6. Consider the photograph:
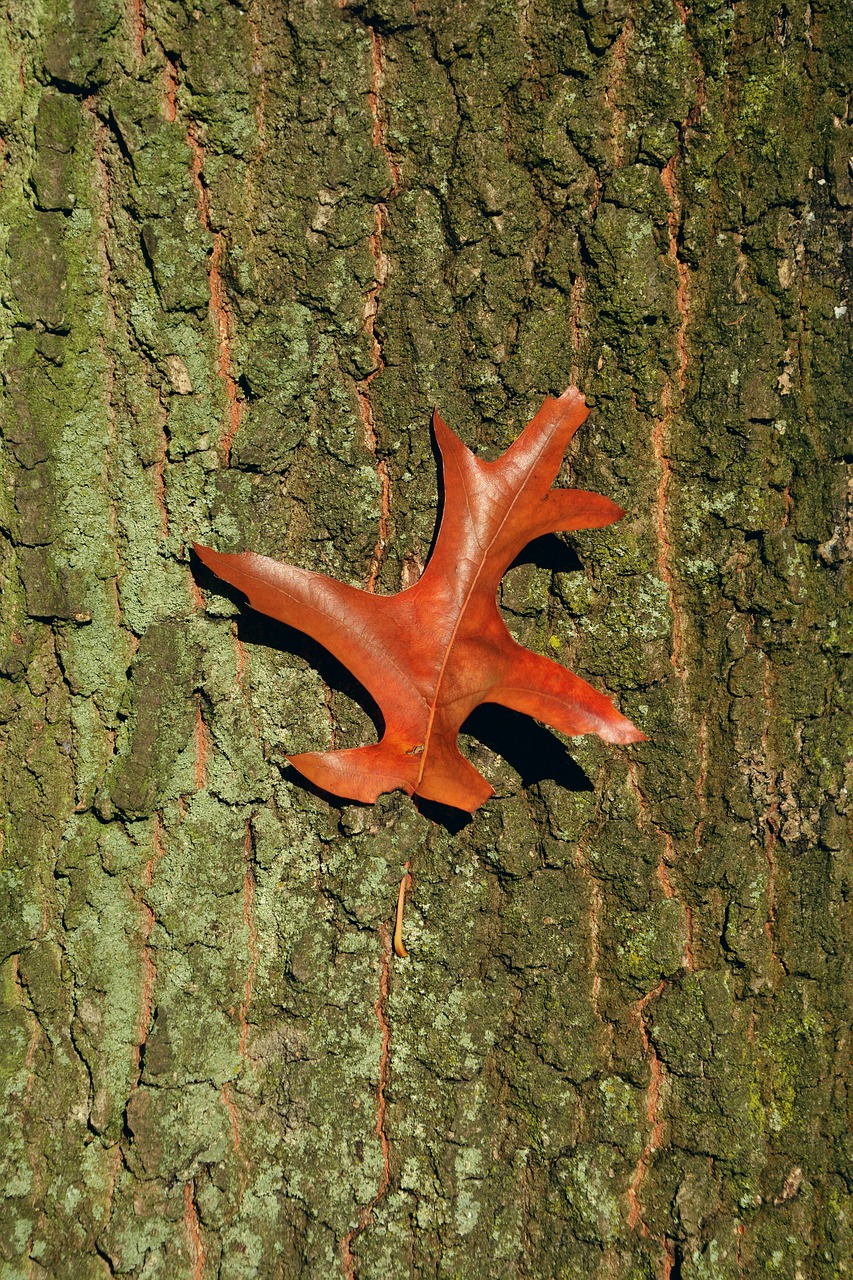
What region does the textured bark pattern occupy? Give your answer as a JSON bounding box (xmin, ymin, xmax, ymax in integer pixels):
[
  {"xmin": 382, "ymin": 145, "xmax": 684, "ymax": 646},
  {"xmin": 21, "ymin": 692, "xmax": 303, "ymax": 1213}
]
[{"xmin": 0, "ymin": 1, "xmax": 850, "ymax": 1277}]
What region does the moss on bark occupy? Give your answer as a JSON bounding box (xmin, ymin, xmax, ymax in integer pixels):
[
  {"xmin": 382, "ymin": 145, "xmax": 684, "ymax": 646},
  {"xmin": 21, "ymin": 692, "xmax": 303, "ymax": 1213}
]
[{"xmin": 0, "ymin": 0, "xmax": 850, "ymax": 1276}]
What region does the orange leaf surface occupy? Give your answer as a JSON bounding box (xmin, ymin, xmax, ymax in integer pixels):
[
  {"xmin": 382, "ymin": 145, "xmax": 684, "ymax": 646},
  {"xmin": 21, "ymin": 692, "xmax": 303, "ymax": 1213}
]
[{"xmin": 194, "ymin": 386, "xmax": 645, "ymax": 812}]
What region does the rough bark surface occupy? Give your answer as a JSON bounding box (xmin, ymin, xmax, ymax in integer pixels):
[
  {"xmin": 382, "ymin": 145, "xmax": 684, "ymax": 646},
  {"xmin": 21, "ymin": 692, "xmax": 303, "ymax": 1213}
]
[{"xmin": 0, "ymin": 1, "xmax": 850, "ymax": 1277}]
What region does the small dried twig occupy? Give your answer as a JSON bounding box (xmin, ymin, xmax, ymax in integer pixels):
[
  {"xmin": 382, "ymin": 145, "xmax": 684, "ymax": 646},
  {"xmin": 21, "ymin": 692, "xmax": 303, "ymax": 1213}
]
[{"xmin": 393, "ymin": 862, "xmax": 411, "ymax": 958}]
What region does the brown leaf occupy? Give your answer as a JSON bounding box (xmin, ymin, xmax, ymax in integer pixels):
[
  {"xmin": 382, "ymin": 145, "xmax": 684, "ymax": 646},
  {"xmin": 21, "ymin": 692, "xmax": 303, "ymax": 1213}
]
[{"xmin": 194, "ymin": 386, "xmax": 645, "ymax": 812}]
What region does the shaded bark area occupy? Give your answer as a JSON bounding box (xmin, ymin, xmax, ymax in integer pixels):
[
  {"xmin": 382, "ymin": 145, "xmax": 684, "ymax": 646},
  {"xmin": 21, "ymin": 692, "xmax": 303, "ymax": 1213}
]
[{"xmin": 0, "ymin": 0, "xmax": 850, "ymax": 1276}]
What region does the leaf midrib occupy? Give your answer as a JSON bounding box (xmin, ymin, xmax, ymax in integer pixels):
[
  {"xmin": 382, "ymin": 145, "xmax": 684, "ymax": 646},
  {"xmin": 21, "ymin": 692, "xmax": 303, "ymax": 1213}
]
[{"xmin": 415, "ymin": 432, "xmax": 553, "ymax": 788}]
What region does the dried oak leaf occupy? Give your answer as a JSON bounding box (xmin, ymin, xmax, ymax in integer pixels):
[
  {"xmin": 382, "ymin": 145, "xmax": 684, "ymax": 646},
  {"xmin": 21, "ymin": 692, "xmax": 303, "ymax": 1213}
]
[{"xmin": 194, "ymin": 386, "xmax": 644, "ymax": 812}]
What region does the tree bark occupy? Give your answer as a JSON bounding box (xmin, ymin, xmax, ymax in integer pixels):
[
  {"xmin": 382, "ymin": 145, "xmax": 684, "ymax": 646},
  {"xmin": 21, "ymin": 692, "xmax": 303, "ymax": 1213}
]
[{"xmin": 1, "ymin": 0, "xmax": 850, "ymax": 1276}]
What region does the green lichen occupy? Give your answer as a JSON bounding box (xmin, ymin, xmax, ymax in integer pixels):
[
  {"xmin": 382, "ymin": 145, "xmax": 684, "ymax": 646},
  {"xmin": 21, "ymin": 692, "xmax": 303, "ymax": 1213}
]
[{"xmin": 0, "ymin": 0, "xmax": 851, "ymax": 1273}]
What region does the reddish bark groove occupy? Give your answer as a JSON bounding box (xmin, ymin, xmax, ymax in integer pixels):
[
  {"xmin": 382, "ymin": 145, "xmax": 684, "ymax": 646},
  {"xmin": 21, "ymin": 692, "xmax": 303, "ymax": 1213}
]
[
  {"xmin": 340, "ymin": 924, "xmax": 393, "ymax": 1278},
  {"xmin": 650, "ymin": 411, "xmax": 685, "ymax": 678},
  {"xmin": 126, "ymin": 0, "xmax": 145, "ymax": 62},
  {"xmin": 247, "ymin": 10, "xmax": 268, "ymax": 152},
  {"xmin": 603, "ymin": 20, "xmax": 633, "ymax": 168},
  {"xmin": 193, "ymin": 697, "xmax": 210, "ymax": 792},
  {"xmin": 88, "ymin": 109, "xmax": 116, "ymax": 330},
  {"xmin": 187, "ymin": 125, "xmax": 244, "ymax": 464},
  {"xmin": 364, "ymin": 459, "xmax": 391, "ymax": 595},
  {"xmin": 662, "ymin": 1239, "xmax": 676, "ymax": 1279},
  {"xmin": 627, "ymin": 762, "xmax": 695, "ymax": 971},
  {"xmin": 660, "ymin": 153, "xmax": 691, "ymax": 407},
  {"xmin": 367, "ymin": 28, "xmax": 401, "ymax": 190},
  {"xmin": 183, "ymin": 1180, "xmax": 206, "ymax": 1280},
  {"xmin": 162, "ymin": 53, "xmax": 178, "ymax": 122},
  {"xmin": 188, "ymin": 570, "xmax": 206, "ymax": 613},
  {"xmin": 655, "ymin": 19, "xmax": 705, "ymax": 682},
  {"xmin": 573, "ymin": 820, "xmax": 614, "ymax": 1050},
  {"xmin": 627, "ymin": 983, "xmax": 667, "ymax": 1239},
  {"xmin": 221, "ymin": 1081, "xmax": 251, "ymax": 1191},
  {"xmin": 357, "ymin": 23, "xmax": 400, "ymax": 593}
]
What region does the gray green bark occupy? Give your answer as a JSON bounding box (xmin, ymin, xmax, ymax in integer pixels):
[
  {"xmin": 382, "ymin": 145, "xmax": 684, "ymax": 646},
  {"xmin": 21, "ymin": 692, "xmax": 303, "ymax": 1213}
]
[{"xmin": 1, "ymin": 0, "xmax": 851, "ymax": 1276}]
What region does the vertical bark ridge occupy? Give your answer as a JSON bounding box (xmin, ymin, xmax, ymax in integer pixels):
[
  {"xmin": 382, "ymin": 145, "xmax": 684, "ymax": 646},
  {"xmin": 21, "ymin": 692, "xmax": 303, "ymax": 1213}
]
[
  {"xmin": 357, "ymin": 19, "xmax": 398, "ymax": 592},
  {"xmin": 0, "ymin": 0, "xmax": 850, "ymax": 1275}
]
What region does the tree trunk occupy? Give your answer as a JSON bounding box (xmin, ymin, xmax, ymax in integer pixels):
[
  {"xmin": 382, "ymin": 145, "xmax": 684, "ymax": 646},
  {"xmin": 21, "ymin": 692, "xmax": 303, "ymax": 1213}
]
[{"xmin": 1, "ymin": 0, "xmax": 850, "ymax": 1275}]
